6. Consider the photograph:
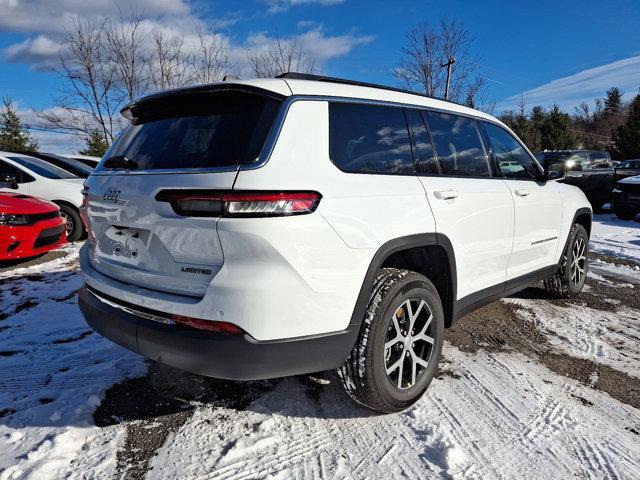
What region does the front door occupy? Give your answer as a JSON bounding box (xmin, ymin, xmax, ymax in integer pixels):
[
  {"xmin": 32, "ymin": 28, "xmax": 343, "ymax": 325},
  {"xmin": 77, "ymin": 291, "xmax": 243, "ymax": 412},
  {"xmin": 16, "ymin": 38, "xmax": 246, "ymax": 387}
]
[
  {"xmin": 481, "ymin": 122, "xmax": 562, "ymax": 280},
  {"xmin": 0, "ymin": 160, "xmax": 30, "ymax": 195}
]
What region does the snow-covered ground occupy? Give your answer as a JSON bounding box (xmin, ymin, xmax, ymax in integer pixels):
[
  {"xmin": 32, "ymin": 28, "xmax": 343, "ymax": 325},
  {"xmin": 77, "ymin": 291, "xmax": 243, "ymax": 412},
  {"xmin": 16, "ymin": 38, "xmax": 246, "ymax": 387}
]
[
  {"xmin": 1, "ymin": 215, "xmax": 640, "ymax": 479},
  {"xmin": 591, "ymin": 213, "xmax": 640, "ymax": 261}
]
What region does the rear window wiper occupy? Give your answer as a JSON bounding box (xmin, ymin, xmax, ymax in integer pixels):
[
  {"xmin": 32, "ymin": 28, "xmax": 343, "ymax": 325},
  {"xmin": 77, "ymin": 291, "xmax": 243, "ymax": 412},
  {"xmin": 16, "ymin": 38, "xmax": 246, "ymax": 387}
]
[{"xmin": 103, "ymin": 155, "xmax": 138, "ymax": 170}]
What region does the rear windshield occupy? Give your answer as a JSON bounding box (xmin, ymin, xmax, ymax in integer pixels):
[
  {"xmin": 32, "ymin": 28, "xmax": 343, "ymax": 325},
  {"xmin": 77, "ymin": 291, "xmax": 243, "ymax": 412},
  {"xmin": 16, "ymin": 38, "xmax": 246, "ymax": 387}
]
[
  {"xmin": 99, "ymin": 91, "xmax": 281, "ymax": 171},
  {"xmin": 8, "ymin": 156, "xmax": 76, "ymax": 179}
]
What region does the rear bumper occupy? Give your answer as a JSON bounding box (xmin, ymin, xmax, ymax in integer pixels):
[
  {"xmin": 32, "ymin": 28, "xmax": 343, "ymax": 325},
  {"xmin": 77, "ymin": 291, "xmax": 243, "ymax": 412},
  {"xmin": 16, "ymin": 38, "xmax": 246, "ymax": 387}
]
[
  {"xmin": 78, "ymin": 285, "xmax": 357, "ymax": 380},
  {"xmin": 612, "ymin": 191, "xmax": 640, "ymax": 211}
]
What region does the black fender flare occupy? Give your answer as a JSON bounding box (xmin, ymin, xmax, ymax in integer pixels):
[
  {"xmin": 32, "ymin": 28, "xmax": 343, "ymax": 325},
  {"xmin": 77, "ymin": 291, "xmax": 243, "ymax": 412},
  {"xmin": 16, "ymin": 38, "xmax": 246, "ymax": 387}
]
[{"xmin": 347, "ymin": 233, "xmax": 457, "ymax": 330}]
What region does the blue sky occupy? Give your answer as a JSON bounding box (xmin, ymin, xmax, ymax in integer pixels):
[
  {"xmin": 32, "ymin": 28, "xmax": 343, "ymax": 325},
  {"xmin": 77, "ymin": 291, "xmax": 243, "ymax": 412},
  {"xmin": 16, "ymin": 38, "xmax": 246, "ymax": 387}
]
[{"xmin": 0, "ymin": 0, "xmax": 639, "ymax": 152}]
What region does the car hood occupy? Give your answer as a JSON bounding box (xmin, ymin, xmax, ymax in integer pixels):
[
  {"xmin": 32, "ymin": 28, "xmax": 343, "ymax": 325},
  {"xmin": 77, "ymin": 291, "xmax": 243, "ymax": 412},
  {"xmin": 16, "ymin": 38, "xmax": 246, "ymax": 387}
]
[
  {"xmin": 0, "ymin": 192, "xmax": 59, "ymax": 215},
  {"xmin": 618, "ymin": 175, "xmax": 640, "ymax": 185}
]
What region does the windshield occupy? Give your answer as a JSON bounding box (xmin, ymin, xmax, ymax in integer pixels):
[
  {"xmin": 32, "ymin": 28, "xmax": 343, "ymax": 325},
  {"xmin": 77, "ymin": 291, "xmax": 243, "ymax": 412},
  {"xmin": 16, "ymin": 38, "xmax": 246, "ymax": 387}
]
[
  {"xmin": 99, "ymin": 90, "xmax": 281, "ymax": 171},
  {"xmin": 537, "ymin": 152, "xmax": 587, "ymax": 172},
  {"xmin": 8, "ymin": 155, "xmax": 76, "ymax": 179}
]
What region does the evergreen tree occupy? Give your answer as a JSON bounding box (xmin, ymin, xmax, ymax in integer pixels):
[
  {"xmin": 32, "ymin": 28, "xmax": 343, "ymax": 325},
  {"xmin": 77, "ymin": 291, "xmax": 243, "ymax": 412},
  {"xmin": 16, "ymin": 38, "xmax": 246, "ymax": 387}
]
[
  {"xmin": 539, "ymin": 105, "xmax": 577, "ymax": 150},
  {"xmin": 610, "ymin": 95, "xmax": 640, "ymax": 160},
  {"xmin": 604, "ymin": 87, "xmax": 624, "ymax": 115},
  {"xmin": 0, "ymin": 98, "xmax": 38, "ymax": 152},
  {"xmin": 80, "ymin": 129, "xmax": 109, "ymax": 157}
]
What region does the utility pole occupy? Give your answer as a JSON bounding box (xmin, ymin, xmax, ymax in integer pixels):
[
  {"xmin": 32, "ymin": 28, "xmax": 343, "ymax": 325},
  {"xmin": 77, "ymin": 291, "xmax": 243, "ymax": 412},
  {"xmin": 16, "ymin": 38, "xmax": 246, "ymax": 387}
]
[{"xmin": 441, "ymin": 56, "xmax": 455, "ymax": 100}]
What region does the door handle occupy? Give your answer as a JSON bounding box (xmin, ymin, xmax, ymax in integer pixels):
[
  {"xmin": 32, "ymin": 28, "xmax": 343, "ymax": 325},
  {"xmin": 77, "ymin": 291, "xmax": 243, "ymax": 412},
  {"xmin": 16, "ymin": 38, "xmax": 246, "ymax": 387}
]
[
  {"xmin": 434, "ymin": 189, "xmax": 459, "ymax": 200},
  {"xmin": 514, "ymin": 189, "xmax": 530, "ymax": 197}
]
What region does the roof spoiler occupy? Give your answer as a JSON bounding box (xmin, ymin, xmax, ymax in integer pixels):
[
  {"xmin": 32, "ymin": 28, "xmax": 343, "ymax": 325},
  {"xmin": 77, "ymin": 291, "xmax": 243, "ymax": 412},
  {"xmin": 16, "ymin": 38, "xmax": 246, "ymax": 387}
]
[{"xmin": 120, "ymin": 84, "xmax": 286, "ymax": 121}]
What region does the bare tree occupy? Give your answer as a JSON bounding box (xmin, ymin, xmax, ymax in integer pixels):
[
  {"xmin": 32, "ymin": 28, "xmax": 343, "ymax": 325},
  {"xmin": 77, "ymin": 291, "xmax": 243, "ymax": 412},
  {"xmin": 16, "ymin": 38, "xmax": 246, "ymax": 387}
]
[
  {"xmin": 150, "ymin": 31, "xmax": 193, "ymax": 91},
  {"xmin": 247, "ymin": 34, "xmax": 316, "ymax": 78},
  {"xmin": 39, "ymin": 18, "xmax": 123, "ymax": 143},
  {"xmin": 37, "ymin": 15, "xmax": 234, "ymax": 148},
  {"xmin": 105, "ymin": 13, "xmax": 150, "ymax": 102},
  {"xmin": 190, "ymin": 25, "xmax": 230, "ymax": 84},
  {"xmin": 393, "ymin": 18, "xmax": 486, "ymax": 104}
]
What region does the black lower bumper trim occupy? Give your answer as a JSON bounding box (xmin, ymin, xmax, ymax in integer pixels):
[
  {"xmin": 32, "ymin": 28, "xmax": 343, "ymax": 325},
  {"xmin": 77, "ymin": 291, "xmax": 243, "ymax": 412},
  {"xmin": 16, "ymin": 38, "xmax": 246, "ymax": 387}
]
[{"xmin": 78, "ymin": 286, "xmax": 356, "ymax": 380}]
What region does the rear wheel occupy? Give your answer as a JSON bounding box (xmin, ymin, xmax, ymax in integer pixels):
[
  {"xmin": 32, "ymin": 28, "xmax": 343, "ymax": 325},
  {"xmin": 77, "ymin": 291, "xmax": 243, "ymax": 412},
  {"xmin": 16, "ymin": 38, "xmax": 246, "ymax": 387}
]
[
  {"xmin": 337, "ymin": 268, "xmax": 444, "ymax": 413},
  {"xmin": 544, "ymin": 223, "xmax": 589, "ymax": 298},
  {"xmin": 58, "ymin": 204, "xmax": 83, "ymax": 242},
  {"xmin": 613, "ymin": 208, "xmax": 637, "ymax": 221}
]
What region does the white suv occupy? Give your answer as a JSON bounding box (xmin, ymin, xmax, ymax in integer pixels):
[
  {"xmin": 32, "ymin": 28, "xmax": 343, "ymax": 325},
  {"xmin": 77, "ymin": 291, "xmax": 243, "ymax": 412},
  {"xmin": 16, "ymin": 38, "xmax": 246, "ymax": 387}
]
[{"xmin": 79, "ymin": 74, "xmax": 591, "ymax": 413}]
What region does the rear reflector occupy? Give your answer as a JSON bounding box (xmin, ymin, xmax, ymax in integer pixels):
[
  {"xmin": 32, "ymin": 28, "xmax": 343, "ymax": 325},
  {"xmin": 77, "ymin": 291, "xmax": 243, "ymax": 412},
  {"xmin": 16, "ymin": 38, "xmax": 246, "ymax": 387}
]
[
  {"xmin": 156, "ymin": 190, "xmax": 321, "ymax": 217},
  {"xmin": 171, "ymin": 314, "xmax": 244, "ymax": 334}
]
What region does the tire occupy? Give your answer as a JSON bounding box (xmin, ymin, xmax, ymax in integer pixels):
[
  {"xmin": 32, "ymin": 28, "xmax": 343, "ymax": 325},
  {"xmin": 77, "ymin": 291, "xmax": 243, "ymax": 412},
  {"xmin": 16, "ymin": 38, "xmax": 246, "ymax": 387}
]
[
  {"xmin": 337, "ymin": 268, "xmax": 444, "ymax": 413},
  {"xmin": 543, "ymin": 223, "xmax": 589, "ymax": 298},
  {"xmin": 58, "ymin": 204, "xmax": 83, "ymax": 242},
  {"xmin": 613, "ymin": 208, "xmax": 637, "ymax": 221}
]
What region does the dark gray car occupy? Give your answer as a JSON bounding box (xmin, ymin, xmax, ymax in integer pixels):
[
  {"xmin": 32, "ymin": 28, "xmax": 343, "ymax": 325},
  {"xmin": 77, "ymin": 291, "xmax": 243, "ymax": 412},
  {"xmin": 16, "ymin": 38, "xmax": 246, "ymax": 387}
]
[
  {"xmin": 615, "ymin": 159, "xmax": 640, "ymax": 181},
  {"xmin": 535, "ymin": 150, "xmax": 616, "ymax": 212}
]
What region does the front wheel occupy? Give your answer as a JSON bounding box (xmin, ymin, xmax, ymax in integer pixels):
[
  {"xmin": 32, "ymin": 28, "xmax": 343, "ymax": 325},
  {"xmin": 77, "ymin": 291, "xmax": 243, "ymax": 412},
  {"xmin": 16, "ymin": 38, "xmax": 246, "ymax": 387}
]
[
  {"xmin": 337, "ymin": 268, "xmax": 444, "ymax": 413},
  {"xmin": 58, "ymin": 204, "xmax": 83, "ymax": 242},
  {"xmin": 544, "ymin": 223, "xmax": 589, "ymax": 298}
]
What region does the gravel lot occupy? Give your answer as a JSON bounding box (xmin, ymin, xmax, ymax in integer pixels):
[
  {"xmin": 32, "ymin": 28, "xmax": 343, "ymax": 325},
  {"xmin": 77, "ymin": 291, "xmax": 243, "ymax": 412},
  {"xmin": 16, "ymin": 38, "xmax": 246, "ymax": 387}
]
[{"xmin": 1, "ymin": 214, "xmax": 639, "ymax": 479}]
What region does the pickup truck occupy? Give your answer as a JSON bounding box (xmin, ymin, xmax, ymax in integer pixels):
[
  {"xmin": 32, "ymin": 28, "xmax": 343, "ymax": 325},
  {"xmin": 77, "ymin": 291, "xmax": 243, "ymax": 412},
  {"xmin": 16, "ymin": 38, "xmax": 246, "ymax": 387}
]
[{"xmin": 535, "ymin": 150, "xmax": 616, "ymax": 212}]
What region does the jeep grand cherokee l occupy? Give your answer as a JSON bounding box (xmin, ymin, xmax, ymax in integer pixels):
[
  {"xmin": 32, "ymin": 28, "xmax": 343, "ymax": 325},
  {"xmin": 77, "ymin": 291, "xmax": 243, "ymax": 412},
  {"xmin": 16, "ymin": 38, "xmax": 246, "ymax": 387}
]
[{"xmin": 79, "ymin": 73, "xmax": 591, "ymax": 413}]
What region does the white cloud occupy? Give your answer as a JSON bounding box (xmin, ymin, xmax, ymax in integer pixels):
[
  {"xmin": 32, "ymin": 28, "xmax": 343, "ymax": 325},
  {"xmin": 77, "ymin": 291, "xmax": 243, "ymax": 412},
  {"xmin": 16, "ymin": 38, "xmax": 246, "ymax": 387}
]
[
  {"xmin": 497, "ymin": 55, "xmax": 640, "ymax": 112},
  {"xmin": 0, "ymin": 0, "xmax": 189, "ymax": 35},
  {"xmin": 246, "ymin": 26, "xmax": 373, "ymax": 63},
  {"xmin": 266, "ymin": 0, "xmax": 345, "ymax": 14},
  {"xmin": 4, "ymin": 35, "xmax": 63, "ymax": 70}
]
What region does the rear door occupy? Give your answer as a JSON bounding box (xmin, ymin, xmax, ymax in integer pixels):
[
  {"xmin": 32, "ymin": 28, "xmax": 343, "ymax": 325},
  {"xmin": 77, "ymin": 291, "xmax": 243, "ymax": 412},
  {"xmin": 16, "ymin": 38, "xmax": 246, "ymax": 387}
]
[
  {"xmin": 409, "ymin": 109, "xmax": 514, "ymax": 300},
  {"xmin": 481, "ymin": 122, "xmax": 562, "ymax": 279},
  {"xmin": 83, "ymin": 88, "xmax": 283, "ymax": 298}
]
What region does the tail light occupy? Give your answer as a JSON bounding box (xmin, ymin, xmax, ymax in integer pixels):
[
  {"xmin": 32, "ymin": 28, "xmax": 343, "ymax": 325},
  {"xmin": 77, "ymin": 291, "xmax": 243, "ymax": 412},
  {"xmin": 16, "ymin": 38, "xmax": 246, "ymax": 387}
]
[
  {"xmin": 171, "ymin": 314, "xmax": 244, "ymax": 334},
  {"xmin": 155, "ymin": 190, "xmax": 321, "ymax": 217}
]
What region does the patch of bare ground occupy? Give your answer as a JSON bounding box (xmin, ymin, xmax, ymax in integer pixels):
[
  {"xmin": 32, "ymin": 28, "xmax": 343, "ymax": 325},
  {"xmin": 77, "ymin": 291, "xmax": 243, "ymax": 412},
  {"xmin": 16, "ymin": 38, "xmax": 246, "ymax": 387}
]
[
  {"xmin": 516, "ymin": 275, "xmax": 640, "ymax": 313},
  {"xmin": 0, "ymin": 250, "xmax": 68, "ymax": 273},
  {"xmin": 445, "ymin": 299, "xmax": 640, "ymax": 409},
  {"xmin": 591, "ymin": 251, "xmax": 640, "ymax": 271},
  {"xmin": 94, "ymin": 363, "xmax": 275, "ymax": 480}
]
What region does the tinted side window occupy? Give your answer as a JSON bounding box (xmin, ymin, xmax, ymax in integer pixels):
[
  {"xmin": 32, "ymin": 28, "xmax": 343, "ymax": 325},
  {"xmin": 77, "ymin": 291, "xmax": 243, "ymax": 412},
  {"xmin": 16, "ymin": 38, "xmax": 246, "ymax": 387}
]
[
  {"xmin": 404, "ymin": 109, "xmax": 439, "ymax": 175},
  {"xmin": 424, "ymin": 111, "xmax": 489, "ymax": 177},
  {"xmin": 0, "ymin": 160, "xmax": 31, "ymax": 183},
  {"xmin": 329, "ymin": 103, "xmax": 414, "ymax": 174},
  {"xmin": 482, "ymin": 122, "xmax": 540, "ymax": 180}
]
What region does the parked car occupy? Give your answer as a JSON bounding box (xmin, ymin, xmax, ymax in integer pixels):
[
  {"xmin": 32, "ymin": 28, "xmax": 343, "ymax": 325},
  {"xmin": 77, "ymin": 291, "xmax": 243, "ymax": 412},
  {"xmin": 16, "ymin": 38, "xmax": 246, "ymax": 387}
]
[
  {"xmin": 63, "ymin": 154, "xmax": 101, "ymax": 168},
  {"xmin": 0, "ymin": 177, "xmax": 66, "ymax": 261},
  {"xmin": 0, "ymin": 152, "xmax": 85, "ymax": 241},
  {"xmin": 615, "ymin": 159, "xmax": 640, "ymax": 181},
  {"xmin": 534, "ymin": 150, "xmax": 616, "ymax": 212},
  {"xmin": 78, "ymin": 73, "xmax": 591, "ymax": 413},
  {"xmin": 11, "ymin": 151, "xmax": 95, "ymax": 178},
  {"xmin": 611, "ymin": 175, "xmax": 640, "ymax": 220}
]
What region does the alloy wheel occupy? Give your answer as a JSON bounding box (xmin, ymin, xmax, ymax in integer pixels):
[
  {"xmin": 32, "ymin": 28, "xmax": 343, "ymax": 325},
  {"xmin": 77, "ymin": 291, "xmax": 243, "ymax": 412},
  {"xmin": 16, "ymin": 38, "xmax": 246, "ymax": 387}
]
[
  {"xmin": 571, "ymin": 237, "xmax": 586, "ymax": 286},
  {"xmin": 60, "ymin": 211, "xmax": 73, "ymax": 237},
  {"xmin": 384, "ymin": 298, "xmax": 435, "ymax": 390}
]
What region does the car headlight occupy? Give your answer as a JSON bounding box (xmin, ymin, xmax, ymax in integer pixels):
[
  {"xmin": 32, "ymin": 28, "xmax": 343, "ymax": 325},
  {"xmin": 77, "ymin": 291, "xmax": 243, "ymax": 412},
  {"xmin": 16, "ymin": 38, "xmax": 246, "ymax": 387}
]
[
  {"xmin": 613, "ymin": 188, "xmax": 622, "ymax": 193},
  {"xmin": 0, "ymin": 213, "xmax": 29, "ymax": 225}
]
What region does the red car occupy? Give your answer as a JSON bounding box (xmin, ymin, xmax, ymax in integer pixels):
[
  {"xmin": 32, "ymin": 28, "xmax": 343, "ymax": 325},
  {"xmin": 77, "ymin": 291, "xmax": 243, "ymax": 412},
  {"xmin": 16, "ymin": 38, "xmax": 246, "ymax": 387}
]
[{"xmin": 0, "ymin": 191, "xmax": 67, "ymax": 261}]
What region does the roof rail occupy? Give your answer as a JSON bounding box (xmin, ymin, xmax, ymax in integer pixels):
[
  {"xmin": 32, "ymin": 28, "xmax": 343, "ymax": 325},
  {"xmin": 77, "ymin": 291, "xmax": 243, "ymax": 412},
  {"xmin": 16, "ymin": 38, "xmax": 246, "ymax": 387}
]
[{"xmin": 276, "ymin": 72, "xmax": 461, "ymax": 106}]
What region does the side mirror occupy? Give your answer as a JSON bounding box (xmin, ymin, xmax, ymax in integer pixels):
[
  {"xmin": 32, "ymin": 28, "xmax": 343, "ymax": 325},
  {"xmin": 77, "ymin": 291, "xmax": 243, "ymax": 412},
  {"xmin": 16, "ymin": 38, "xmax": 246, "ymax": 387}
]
[
  {"xmin": 546, "ymin": 170, "xmax": 565, "ymax": 181},
  {"xmin": 0, "ymin": 174, "xmax": 19, "ymax": 190}
]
